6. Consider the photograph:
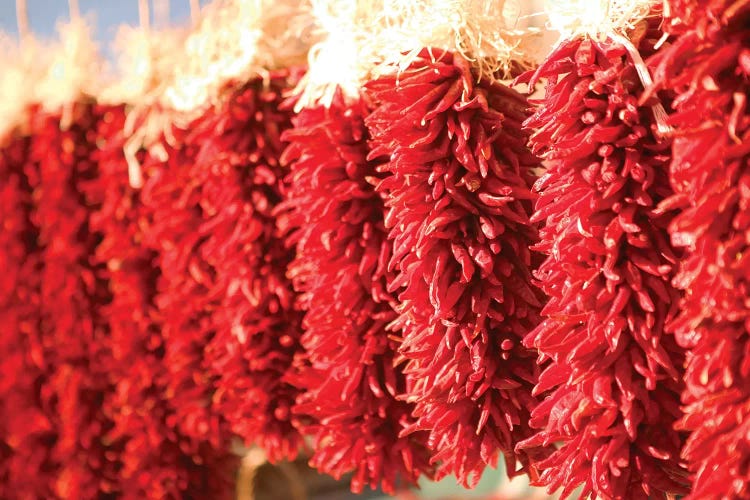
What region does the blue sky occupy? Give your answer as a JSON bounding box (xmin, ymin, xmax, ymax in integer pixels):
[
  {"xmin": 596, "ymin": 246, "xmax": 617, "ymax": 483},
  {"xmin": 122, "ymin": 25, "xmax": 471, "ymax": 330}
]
[{"xmin": 0, "ymin": 1, "xmax": 204, "ymax": 48}]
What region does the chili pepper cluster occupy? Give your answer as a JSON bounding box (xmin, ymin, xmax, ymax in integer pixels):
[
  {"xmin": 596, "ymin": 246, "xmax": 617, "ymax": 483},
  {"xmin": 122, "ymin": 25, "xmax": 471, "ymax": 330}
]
[
  {"xmin": 648, "ymin": 0, "xmax": 750, "ymax": 497},
  {"xmin": 518, "ymin": 19, "xmax": 687, "ymax": 499},
  {"xmin": 0, "ymin": 2, "xmax": 749, "ymax": 499},
  {"xmin": 363, "ymin": 49, "xmax": 548, "ymax": 488}
]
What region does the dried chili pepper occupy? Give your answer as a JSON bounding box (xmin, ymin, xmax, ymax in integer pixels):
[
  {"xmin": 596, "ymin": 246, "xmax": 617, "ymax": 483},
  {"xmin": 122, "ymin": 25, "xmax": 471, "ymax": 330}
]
[
  {"xmin": 363, "ymin": 49, "xmax": 548, "ymax": 487},
  {"xmin": 516, "ymin": 24, "xmax": 689, "ymax": 499},
  {"xmin": 140, "ymin": 69, "xmax": 306, "ymax": 463},
  {"xmin": 661, "ymin": 0, "xmax": 750, "ymax": 34},
  {"xmin": 647, "ymin": 3, "xmax": 750, "ymax": 497},
  {"xmin": 138, "ymin": 115, "xmax": 232, "ymax": 455},
  {"xmin": 279, "ymin": 89, "xmax": 433, "ymax": 493},
  {"xmin": 86, "ymin": 105, "xmax": 237, "ymax": 499},
  {"xmin": 14, "ymin": 102, "xmax": 123, "ymax": 498},
  {"xmin": 0, "ymin": 123, "xmax": 50, "ymax": 498}
]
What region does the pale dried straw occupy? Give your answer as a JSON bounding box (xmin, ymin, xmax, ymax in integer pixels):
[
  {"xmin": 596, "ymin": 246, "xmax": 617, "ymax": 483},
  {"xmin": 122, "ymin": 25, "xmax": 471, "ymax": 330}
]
[{"xmin": 295, "ymin": 0, "xmax": 542, "ymax": 110}]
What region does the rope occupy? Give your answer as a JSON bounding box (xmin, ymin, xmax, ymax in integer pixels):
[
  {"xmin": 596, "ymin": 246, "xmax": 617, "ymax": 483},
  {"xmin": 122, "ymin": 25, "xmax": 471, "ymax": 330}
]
[
  {"xmin": 138, "ymin": 0, "xmax": 151, "ymax": 31},
  {"xmin": 154, "ymin": 0, "xmax": 170, "ymax": 28},
  {"xmin": 190, "ymin": 0, "xmax": 201, "ymax": 24},
  {"xmin": 69, "ymin": 0, "xmax": 80, "ymax": 20},
  {"xmin": 16, "ymin": 0, "xmax": 28, "ymax": 42}
]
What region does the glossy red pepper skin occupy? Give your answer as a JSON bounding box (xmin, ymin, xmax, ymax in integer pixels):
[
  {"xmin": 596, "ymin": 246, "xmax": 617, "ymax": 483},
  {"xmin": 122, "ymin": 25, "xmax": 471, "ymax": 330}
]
[
  {"xmin": 517, "ymin": 26, "xmax": 689, "ymax": 499},
  {"xmin": 364, "ymin": 49, "xmax": 548, "ymax": 487},
  {"xmin": 279, "ymin": 90, "xmax": 433, "ymax": 494}
]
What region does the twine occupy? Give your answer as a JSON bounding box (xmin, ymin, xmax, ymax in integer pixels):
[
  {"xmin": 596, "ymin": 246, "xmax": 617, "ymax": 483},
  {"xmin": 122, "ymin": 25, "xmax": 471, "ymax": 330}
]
[
  {"xmin": 545, "ymin": 0, "xmax": 671, "ymax": 135},
  {"xmin": 294, "ymin": 0, "xmax": 542, "ymax": 110},
  {"xmin": 545, "ymin": 0, "xmax": 656, "ymax": 41},
  {"xmin": 16, "ymin": 0, "xmax": 28, "ymax": 42}
]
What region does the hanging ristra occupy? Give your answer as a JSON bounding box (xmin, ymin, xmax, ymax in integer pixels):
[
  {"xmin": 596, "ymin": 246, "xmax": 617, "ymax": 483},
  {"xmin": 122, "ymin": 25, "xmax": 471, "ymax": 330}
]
[
  {"xmin": 0, "ymin": 30, "xmax": 45, "ymax": 497},
  {"xmin": 128, "ymin": 0, "xmax": 314, "ymax": 465},
  {"xmin": 93, "ymin": 11, "xmax": 243, "ymax": 496},
  {"xmin": 196, "ymin": 68, "xmax": 308, "ymax": 462},
  {"xmin": 277, "ymin": 1, "xmax": 434, "ymax": 492},
  {"xmin": 100, "ymin": 9, "xmax": 233, "ymax": 466},
  {"xmin": 280, "ymin": 93, "xmax": 435, "ymax": 493},
  {"xmin": 26, "ymin": 103, "xmax": 122, "ymax": 499},
  {"xmin": 645, "ymin": 1, "xmax": 750, "ymax": 497},
  {"xmin": 365, "ymin": 48, "xmax": 548, "ymax": 488},
  {"xmin": 314, "ymin": 0, "xmax": 552, "ymax": 487},
  {"xmin": 88, "ymin": 105, "xmax": 239, "ymax": 499},
  {"xmin": 515, "ymin": 1, "xmax": 689, "ymax": 498},
  {"xmin": 0, "ymin": 148, "xmax": 44, "ymax": 494},
  {"xmin": 0, "ymin": 20, "xmax": 127, "ymax": 498},
  {"xmin": 0, "ymin": 118, "xmax": 41, "ymax": 499},
  {"xmin": 0, "ymin": 24, "xmax": 70, "ymax": 492}
]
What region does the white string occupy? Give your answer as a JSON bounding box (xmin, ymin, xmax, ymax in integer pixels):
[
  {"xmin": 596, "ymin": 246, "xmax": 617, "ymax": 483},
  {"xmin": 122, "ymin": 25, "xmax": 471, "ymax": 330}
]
[
  {"xmin": 295, "ymin": 0, "xmax": 540, "ymax": 110},
  {"xmin": 154, "ymin": 0, "xmax": 170, "ymax": 28},
  {"xmin": 139, "ymin": 0, "xmax": 151, "ymax": 31},
  {"xmin": 546, "ymin": 0, "xmax": 657, "ymax": 40},
  {"xmin": 609, "ymin": 32, "xmax": 672, "ymax": 136},
  {"xmin": 190, "ymin": 0, "xmax": 201, "ymax": 24},
  {"xmin": 69, "ymin": 0, "xmax": 80, "ymax": 20},
  {"xmin": 125, "ymin": 0, "xmax": 156, "ymax": 188},
  {"xmin": 16, "ymin": 0, "xmax": 28, "ymax": 42}
]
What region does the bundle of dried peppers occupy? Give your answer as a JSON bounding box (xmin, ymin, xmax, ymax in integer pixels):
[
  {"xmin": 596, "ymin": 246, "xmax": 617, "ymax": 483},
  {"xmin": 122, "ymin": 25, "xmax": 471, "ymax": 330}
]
[
  {"xmin": 279, "ymin": 89, "xmax": 434, "ymax": 493},
  {"xmin": 2, "ymin": 1, "xmax": 750, "ymax": 499},
  {"xmin": 517, "ymin": 15, "xmax": 688, "ymax": 498},
  {"xmin": 91, "ymin": 105, "xmax": 238, "ymax": 499},
  {"xmin": 364, "ymin": 48, "xmax": 549, "ymax": 487},
  {"xmin": 647, "ymin": 0, "xmax": 750, "ymax": 497},
  {"xmin": 138, "ymin": 70, "xmax": 306, "ymax": 465}
]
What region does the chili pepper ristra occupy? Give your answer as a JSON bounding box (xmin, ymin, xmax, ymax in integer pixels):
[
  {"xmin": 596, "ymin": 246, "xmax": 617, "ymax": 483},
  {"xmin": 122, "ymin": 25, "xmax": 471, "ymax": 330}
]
[
  {"xmin": 364, "ymin": 48, "xmax": 549, "ymax": 486},
  {"xmin": 647, "ymin": 1, "xmax": 750, "ymax": 497},
  {"xmin": 88, "ymin": 105, "xmax": 239, "ymax": 499},
  {"xmin": 0, "ymin": 122, "xmax": 48, "ymax": 499},
  {"xmin": 279, "ymin": 89, "xmax": 434, "ymax": 493},
  {"xmin": 139, "ymin": 70, "xmax": 307, "ymax": 463},
  {"xmin": 516, "ymin": 8, "xmax": 689, "ymax": 498}
]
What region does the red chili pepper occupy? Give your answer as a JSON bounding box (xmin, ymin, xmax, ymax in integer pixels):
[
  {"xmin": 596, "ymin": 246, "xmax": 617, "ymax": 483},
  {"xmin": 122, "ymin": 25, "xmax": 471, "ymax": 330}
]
[
  {"xmin": 363, "ymin": 48, "xmax": 549, "ymax": 487},
  {"xmin": 5, "ymin": 103, "xmax": 122, "ymax": 498},
  {"xmin": 140, "ymin": 68, "xmax": 306, "ymax": 465},
  {"xmin": 0, "ymin": 122, "xmax": 50, "ymax": 498},
  {"xmin": 278, "ymin": 89, "xmax": 434, "ymax": 493},
  {"xmin": 516, "ymin": 22, "xmax": 689, "ymax": 499},
  {"xmin": 650, "ymin": 3, "xmax": 750, "ymax": 497},
  {"xmin": 87, "ymin": 105, "xmax": 238, "ymax": 499}
]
